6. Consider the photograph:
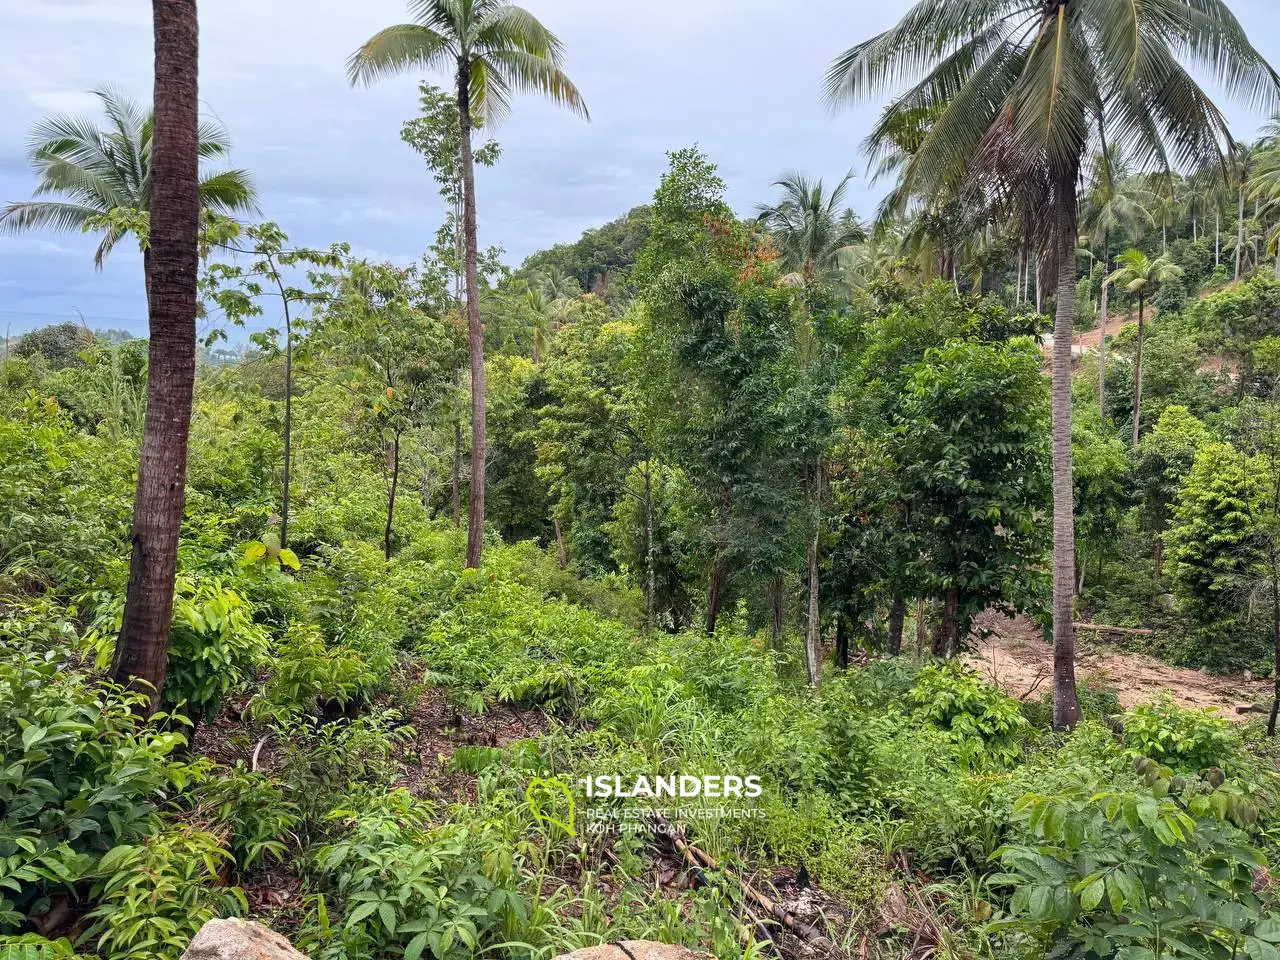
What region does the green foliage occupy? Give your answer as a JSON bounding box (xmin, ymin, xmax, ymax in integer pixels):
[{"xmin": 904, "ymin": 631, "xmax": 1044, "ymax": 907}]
[
  {"xmin": 0, "ymin": 648, "xmax": 189, "ymax": 929},
  {"xmin": 995, "ymin": 765, "xmax": 1268, "ymax": 960},
  {"xmin": 189, "ymin": 765, "xmax": 301, "ymax": 871},
  {"xmin": 1122, "ymin": 697, "xmax": 1242, "ymax": 774},
  {"xmin": 305, "ymin": 791, "xmax": 522, "ymax": 960},
  {"xmin": 13, "ymin": 324, "xmax": 95, "ymax": 371},
  {"xmin": 1167, "ymin": 442, "xmax": 1271, "ymax": 671},
  {"xmin": 907, "ymin": 664, "xmax": 1030, "ymax": 766},
  {"xmin": 86, "ymin": 828, "xmax": 246, "ymax": 960}
]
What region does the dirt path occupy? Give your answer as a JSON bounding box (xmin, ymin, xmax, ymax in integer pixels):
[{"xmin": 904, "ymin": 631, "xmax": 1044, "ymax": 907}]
[{"xmin": 964, "ymin": 611, "xmax": 1272, "ymax": 718}]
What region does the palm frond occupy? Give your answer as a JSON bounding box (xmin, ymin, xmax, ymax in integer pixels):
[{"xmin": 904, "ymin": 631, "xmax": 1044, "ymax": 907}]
[
  {"xmin": 0, "ymin": 200, "xmax": 101, "ymax": 235},
  {"xmin": 198, "ymin": 169, "xmax": 258, "ymax": 215},
  {"xmin": 346, "ymin": 23, "xmax": 454, "ymax": 86},
  {"xmin": 823, "ymin": 0, "xmax": 1027, "ymax": 108},
  {"xmin": 476, "ymin": 4, "xmax": 564, "ymax": 62},
  {"xmin": 483, "ymin": 48, "xmax": 589, "ymax": 119}
]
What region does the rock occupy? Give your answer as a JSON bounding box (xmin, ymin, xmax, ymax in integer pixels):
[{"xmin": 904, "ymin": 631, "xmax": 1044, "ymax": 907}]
[
  {"xmin": 554, "ymin": 942, "xmax": 711, "ymax": 960},
  {"xmin": 181, "ymin": 919, "xmax": 308, "ymax": 960}
]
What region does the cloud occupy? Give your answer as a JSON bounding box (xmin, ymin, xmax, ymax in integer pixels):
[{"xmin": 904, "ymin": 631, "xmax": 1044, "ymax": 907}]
[
  {"xmin": 0, "ymin": 236, "xmax": 80, "ymax": 256},
  {"xmin": 4, "ymin": 0, "xmax": 1280, "ymax": 326}
]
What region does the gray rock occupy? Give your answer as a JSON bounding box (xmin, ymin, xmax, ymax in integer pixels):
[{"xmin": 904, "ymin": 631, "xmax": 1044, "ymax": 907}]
[
  {"xmin": 180, "ymin": 919, "xmax": 308, "ymax": 960},
  {"xmin": 555, "ymin": 942, "xmax": 711, "ymax": 960}
]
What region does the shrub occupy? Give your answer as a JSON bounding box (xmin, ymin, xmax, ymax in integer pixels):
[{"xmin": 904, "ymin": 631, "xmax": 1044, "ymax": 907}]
[
  {"xmin": 304, "ymin": 790, "xmax": 524, "ymax": 960},
  {"xmin": 189, "ymin": 765, "xmax": 301, "ymax": 872},
  {"xmin": 1122, "ymin": 697, "xmax": 1242, "ymax": 773},
  {"xmin": 906, "ymin": 663, "xmax": 1030, "ymax": 766},
  {"xmin": 994, "ymin": 762, "xmax": 1268, "ymax": 960},
  {"xmin": 0, "ymin": 648, "xmax": 188, "ymax": 929},
  {"xmin": 86, "ymin": 827, "xmax": 246, "ymax": 960}
]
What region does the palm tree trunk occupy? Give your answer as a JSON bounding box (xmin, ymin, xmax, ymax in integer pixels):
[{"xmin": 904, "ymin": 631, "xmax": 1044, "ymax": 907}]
[
  {"xmin": 111, "ymin": 0, "xmax": 200, "ymax": 710},
  {"xmin": 1050, "ymin": 181, "xmax": 1081, "ymax": 732},
  {"xmin": 644, "ymin": 457, "xmax": 655, "ymax": 628},
  {"xmin": 1132, "ymin": 293, "xmax": 1145, "ymax": 448},
  {"xmin": 458, "ymin": 60, "xmax": 486, "ymax": 569},
  {"xmin": 1098, "ymin": 251, "xmax": 1109, "ymax": 418},
  {"xmin": 384, "ymin": 430, "xmax": 400, "ymax": 560},
  {"xmin": 1216, "ymin": 211, "xmax": 1221, "ymax": 266},
  {"xmin": 1237, "ymin": 187, "xmax": 1246, "ymax": 281},
  {"xmin": 281, "ymin": 303, "xmax": 292, "ymax": 548}
]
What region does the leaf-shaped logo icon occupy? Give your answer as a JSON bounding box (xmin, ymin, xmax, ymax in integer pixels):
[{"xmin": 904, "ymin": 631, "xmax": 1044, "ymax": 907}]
[{"xmin": 526, "ymin": 776, "xmax": 576, "ymax": 837}]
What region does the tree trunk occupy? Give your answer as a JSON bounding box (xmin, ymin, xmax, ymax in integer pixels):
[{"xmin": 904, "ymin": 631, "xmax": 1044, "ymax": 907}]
[
  {"xmin": 805, "ymin": 527, "xmax": 821, "ymax": 688},
  {"xmin": 281, "ymin": 305, "xmax": 292, "ymax": 548},
  {"xmin": 458, "ymin": 61, "xmax": 486, "ymax": 568},
  {"xmin": 384, "ymin": 431, "xmax": 400, "ymax": 560},
  {"xmin": 452, "ymin": 415, "xmax": 461, "ymax": 529},
  {"xmin": 705, "ymin": 550, "xmax": 727, "ymax": 635},
  {"xmin": 111, "ymin": 0, "xmax": 201, "ymax": 710},
  {"xmin": 915, "ymin": 597, "xmax": 926, "ymax": 657},
  {"xmin": 1098, "ymin": 250, "xmax": 1109, "ymax": 418},
  {"xmin": 887, "ymin": 593, "xmax": 905, "ymax": 656},
  {"xmin": 1236, "ymin": 187, "xmax": 1246, "ymax": 281},
  {"xmin": 553, "ymin": 516, "xmax": 567, "ymax": 568},
  {"xmin": 835, "ymin": 616, "xmax": 849, "ymax": 669},
  {"xmin": 1132, "ymin": 293, "xmax": 1145, "ymax": 449},
  {"xmin": 644, "ymin": 457, "xmax": 656, "ymax": 628},
  {"xmin": 1216, "ymin": 211, "xmax": 1221, "ymax": 266},
  {"xmin": 1050, "ymin": 180, "xmax": 1082, "ymax": 731}
]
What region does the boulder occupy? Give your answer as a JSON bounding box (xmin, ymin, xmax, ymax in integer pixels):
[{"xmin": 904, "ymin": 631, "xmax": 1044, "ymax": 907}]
[
  {"xmin": 554, "ymin": 943, "xmax": 711, "ymax": 960},
  {"xmin": 180, "ymin": 919, "xmax": 308, "ymax": 960}
]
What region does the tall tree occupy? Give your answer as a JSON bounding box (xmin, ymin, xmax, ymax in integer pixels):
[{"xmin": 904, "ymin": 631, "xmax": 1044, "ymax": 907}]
[
  {"xmin": 826, "ymin": 0, "xmax": 1279, "ymax": 731},
  {"xmin": 348, "ymin": 0, "xmax": 587, "ymax": 568},
  {"xmin": 755, "ymin": 171, "xmax": 865, "ymax": 287},
  {"xmin": 1108, "ymin": 249, "xmax": 1183, "ymax": 447},
  {"xmin": 1080, "ymin": 147, "xmax": 1154, "ymax": 418},
  {"xmin": 0, "ymin": 88, "xmax": 255, "ymax": 289},
  {"xmin": 109, "ymin": 0, "xmax": 203, "ymax": 708}
]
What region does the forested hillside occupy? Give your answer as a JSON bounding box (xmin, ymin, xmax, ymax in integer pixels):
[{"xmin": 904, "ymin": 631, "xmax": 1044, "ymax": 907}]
[{"xmin": 8, "ymin": 2, "xmax": 1280, "ymax": 960}]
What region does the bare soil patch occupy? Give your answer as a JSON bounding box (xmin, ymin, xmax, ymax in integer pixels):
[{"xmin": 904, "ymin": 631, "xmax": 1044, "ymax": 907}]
[{"xmin": 964, "ymin": 610, "xmax": 1272, "ymax": 717}]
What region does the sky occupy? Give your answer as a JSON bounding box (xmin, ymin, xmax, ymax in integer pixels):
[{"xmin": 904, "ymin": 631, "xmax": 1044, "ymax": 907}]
[{"xmin": 2, "ymin": 0, "xmax": 1280, "ymax": 338}]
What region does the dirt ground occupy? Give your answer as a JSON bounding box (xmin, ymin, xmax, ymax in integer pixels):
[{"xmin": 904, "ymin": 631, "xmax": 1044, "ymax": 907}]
[{"xmin": 964, "ymin": 610, "xmax": 1273, "ymax": 718}]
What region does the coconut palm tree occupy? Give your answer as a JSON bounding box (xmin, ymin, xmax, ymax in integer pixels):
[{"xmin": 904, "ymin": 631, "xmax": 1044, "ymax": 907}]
[
  {"xmin": 348, "ymin": 0, "xmax": 588, "ymax": 569},
  {"xmin": 1108, "ymin": 250, "xmax": 1183, "ymax": 448},
  {"xmin": 1247, "ymin": 116, "xmax": 1280, "ymax": 277},
  {"xmin": 0, "ymin": 87, "xmax": 255, "ymax": 295},
  {"xmin": 108, "ymin": 0, "xmax": 204, "ymax": 710},
  {"xmin": 755, "ymin": 171, "xmax": 866, "ymax": 288},
  {"xmin": 826, "ymin": 0, "xmax": 1279, "ymax": 731},
  {"xmin": 1080, "ymin": 147, "xmax": 1155, "ymax": 418}
]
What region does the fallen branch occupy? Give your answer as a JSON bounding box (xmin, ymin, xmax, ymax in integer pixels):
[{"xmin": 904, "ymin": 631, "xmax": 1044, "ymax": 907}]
[
  {"xmin": 1073, "ymin": 622, "xmax": 1153, "ymax": 636},
  {"xmin": 652, "ymin": 813, "xmax": 834, "ymax": 950}
]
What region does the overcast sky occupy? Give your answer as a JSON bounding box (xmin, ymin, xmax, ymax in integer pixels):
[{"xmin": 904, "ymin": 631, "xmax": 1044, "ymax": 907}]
[{"xmin": 2, "ymin": 0, "xmax": 1280, "ymax": 337}]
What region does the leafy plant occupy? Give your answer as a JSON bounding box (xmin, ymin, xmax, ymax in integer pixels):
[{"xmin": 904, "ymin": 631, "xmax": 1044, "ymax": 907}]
[
  {"xmin": 1122, "ymin": 697, "xmax": 1242, "ymax": 774},
  {"xmin": 994, "ymin": 761, "xmax": 1269, "ymax": 960},
  {"xmin": 907, "ymin": 663, "xmax": 1030, "ymax": 766},
  {"xmin": 0, "ymin": 648, "xmax": 189, "ymax": 928},
  {"xmin": 86, "ymin": 828, "xmax": 246, "ymax": 960}
]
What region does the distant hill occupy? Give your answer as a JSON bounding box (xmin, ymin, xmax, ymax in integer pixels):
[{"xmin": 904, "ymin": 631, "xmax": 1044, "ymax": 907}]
[{"xmin": 517, "ymin": 205, "xmax": 651, "ymax": 303}]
